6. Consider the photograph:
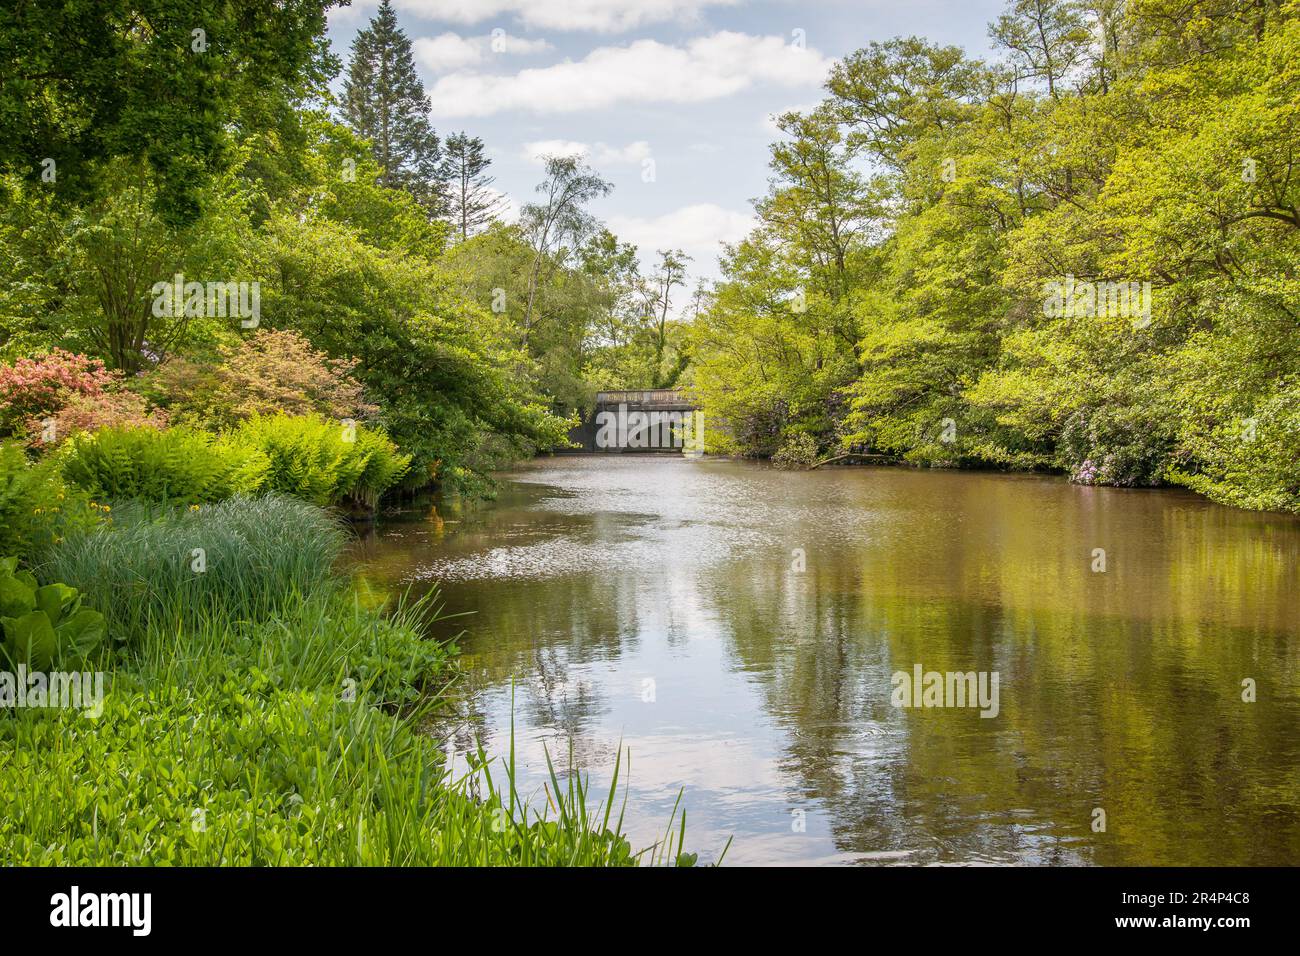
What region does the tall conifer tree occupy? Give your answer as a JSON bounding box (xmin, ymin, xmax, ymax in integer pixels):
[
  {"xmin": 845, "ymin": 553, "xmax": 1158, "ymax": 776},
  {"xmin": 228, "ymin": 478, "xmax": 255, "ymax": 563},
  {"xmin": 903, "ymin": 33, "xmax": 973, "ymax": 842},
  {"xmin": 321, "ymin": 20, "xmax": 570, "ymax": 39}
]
[
  {"xmin": 440, "ymin": 132, "xmax": 508, "ymax": 241},
  {"xmin": 341, "ymin": 0, "xmax": 443, "ymax": 213}
]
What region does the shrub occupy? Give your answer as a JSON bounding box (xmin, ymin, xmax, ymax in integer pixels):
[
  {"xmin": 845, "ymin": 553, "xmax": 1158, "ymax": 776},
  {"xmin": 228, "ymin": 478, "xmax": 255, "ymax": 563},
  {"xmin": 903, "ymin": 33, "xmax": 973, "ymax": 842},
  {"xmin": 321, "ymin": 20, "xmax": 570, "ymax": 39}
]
[
  {"xmin": 60, "ymin": 425, "xmax": 266, "ymax": 504},
  {"xmin": 772, "ymin": 432, "xmax": 821, "ymax": 469},
  {"xmin": 144, "ymin": 330, "xmax": 378, "ymax": 430},
  {"xmin": 26, "ymin": 389, "xmax": 167, "ymax": 451},
  {"xmin": 0, "ymin": 557, "xmax": 106, "ymax": 669},
  {"xmin": 0, "ymin": 442, "xmax": 97, "ymax": 562},
  {"xmin": 0, "ymin": 349, "xmax": 115, "ymax": 434},
  {"xmin": 42, "ymin": 494, "xmax": 345, "ymax": 642},
  {"xmin": 1169, "ymin": 382, "xmax": 1300, "ymax": 512},
  {"xmin": 233, "ymin": 413, "xmax": 410, "ymax": 509},
  {"xmin": 1059, "ymin": 405, "xmax": 1174, "ymax": 487}
]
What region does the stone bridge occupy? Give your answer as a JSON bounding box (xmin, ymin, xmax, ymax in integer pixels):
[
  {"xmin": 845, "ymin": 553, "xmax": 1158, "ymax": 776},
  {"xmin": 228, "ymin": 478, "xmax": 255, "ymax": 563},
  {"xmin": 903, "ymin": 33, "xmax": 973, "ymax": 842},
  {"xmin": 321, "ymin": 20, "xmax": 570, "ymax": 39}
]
[{"xmin": 566, "ymin": 389, "xmax": 703, "ymax": 454}]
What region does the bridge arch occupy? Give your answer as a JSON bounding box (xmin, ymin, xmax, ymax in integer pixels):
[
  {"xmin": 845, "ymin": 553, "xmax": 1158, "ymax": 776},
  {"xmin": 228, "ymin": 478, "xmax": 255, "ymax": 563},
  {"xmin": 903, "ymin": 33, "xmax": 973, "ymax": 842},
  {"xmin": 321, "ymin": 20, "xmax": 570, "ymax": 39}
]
[{"xmin": 566, "ymin": 389, "xmax": 702, "ymax": 453}]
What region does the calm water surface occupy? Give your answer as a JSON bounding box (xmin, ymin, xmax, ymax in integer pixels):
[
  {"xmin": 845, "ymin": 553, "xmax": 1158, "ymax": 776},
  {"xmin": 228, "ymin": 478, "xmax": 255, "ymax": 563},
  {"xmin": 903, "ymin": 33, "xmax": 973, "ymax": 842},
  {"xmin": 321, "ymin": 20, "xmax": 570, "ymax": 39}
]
[{"xmin": 350, "ymin": 457, "xmax": 1300, "ymax": 865}]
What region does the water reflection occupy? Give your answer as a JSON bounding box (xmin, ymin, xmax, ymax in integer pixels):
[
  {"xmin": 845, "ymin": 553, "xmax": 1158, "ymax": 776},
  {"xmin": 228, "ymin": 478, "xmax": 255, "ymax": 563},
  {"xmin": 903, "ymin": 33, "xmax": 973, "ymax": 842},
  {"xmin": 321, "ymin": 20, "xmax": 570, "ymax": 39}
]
[{"xmin": 350, "ymin": 457, "xmax": 1300, "ymax": 865}]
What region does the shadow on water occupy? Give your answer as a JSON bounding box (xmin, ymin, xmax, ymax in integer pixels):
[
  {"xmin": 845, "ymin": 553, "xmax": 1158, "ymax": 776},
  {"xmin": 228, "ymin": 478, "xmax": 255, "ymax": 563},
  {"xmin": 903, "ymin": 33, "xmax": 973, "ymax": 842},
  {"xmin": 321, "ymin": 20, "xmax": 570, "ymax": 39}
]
[{"xmin": 347, "ymin": 457, "xmax": 1300, "ymax": 866}]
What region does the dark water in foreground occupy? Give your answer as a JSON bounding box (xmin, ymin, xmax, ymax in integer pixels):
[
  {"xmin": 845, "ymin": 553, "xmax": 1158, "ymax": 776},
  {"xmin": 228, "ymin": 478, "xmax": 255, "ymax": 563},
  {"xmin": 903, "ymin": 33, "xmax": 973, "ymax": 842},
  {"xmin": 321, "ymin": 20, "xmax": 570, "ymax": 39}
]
[{"xmin": 350, "ymin": 457, "xmax": 1300, "ymax": 865}]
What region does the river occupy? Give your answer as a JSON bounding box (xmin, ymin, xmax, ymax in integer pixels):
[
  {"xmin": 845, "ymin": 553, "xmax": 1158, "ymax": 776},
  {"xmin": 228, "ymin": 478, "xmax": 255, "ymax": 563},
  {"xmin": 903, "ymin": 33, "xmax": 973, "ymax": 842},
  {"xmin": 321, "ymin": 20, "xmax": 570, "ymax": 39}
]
[{"xmin": 350, "ymin": 456, "xmax": 1300, "ymax": 865}]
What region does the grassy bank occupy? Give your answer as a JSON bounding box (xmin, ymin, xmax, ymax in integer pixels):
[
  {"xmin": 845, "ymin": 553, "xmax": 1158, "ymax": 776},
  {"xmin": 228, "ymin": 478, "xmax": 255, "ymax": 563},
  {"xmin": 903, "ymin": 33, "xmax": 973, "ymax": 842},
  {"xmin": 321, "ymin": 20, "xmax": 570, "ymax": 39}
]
[{"xmin": 0, "ymin": 492, "xmax": 692, "ymax": 866}]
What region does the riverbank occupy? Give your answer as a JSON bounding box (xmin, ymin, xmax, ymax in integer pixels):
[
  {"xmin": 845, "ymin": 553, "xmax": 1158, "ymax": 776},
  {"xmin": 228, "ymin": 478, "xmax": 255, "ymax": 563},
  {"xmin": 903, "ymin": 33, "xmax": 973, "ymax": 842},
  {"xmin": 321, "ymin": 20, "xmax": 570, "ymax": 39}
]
[{"xmin": 0, "ymin": 438, "xmax": 691, "ymax": 865}]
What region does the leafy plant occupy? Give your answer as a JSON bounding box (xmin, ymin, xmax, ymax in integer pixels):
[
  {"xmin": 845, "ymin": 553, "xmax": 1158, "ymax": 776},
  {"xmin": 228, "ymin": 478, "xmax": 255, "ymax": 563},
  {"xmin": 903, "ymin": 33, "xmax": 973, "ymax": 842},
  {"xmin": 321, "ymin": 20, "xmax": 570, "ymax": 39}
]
[
  {"xmin": 60, "ymin": 425, "xmax": 266, "ymax": 504},
  {"xmin": 144, "ymin": 330, "xmax": 377, "ymax": 431},
  {"xmin": 0, "ymin": 349, "xmax": 116, "ymax": 435},
  {"xmin": 232, "ymin": 413, "xmax": 410, "ymax": 509},
  {"xmin": 0, "ymin": 557, "xmax": 105, "ymax": 669},
  {"xmin": 772, "ymin": 432, "xmax": 821, "ymax": 469},
  {"xmin": 0, "ymin": 442, "xmax": 98, "ymax": 562},
  {"xmin": 27, "ymin": 389, "xmax": 167, "ymax": 450}
]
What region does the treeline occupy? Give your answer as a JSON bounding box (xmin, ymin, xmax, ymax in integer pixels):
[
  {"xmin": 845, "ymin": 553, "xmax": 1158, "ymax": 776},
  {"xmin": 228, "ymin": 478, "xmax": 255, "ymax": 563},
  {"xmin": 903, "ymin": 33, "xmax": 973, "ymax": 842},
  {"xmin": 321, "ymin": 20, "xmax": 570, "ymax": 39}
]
[
  {"xmin": 686, "ymin": 0, "xmax": 1300, "ymax": 512},
  {"xmin": 0, "ymin": 0, "xmax": 690, "ymax": 494}
]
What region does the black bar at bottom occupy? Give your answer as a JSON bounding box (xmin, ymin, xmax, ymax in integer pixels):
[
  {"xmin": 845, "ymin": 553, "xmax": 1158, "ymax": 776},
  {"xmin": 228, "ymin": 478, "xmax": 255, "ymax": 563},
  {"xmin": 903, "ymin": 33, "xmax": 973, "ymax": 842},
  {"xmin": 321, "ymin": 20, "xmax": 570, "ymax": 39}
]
[{"xmin": 0, "ymin": 865, "xmax": 1285, "ymax": 941}]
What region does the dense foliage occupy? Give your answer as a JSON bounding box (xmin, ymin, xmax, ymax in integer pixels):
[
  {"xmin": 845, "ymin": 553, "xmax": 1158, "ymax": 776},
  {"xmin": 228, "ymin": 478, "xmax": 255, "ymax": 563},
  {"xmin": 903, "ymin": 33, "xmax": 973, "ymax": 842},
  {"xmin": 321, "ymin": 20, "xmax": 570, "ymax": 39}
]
[
  {"xmin": 57, "ymin": 416, "xmax": 410, "ymax": 509},
  {"xmin": 145, "ymin": 330, "xmax": 377, "ymax": 430},
  {"xmin": 688, "ymin": 0, "xmax": 1300, "ymax": 512},
  {"xmin": 0, "ymin": 442, "xmax": 96, "ymax": 559}
]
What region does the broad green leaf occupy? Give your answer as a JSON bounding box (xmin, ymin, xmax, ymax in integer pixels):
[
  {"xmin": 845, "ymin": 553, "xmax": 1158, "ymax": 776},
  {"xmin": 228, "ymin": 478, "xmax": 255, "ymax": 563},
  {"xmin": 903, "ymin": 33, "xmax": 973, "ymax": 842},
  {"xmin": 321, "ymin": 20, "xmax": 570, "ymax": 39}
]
[{"xmin": 2, "ymin": 610, "xmax": 58, "ymax": 671}]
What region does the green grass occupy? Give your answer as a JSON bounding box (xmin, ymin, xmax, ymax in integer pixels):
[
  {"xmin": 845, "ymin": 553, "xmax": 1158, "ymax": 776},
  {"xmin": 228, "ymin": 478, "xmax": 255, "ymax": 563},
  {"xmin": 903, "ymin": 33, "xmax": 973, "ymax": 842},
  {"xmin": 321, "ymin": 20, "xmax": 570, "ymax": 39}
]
[
  {"xmin": 39, "ymin": 493, "xmax": 346, "ymax": 644},
  {"xmin": 0, "ymin": 591, "xmax": 691, "ymax": 865},
  {"xmin": 1, "ymin": 494, "xmax": 704, "ymax": 866}
]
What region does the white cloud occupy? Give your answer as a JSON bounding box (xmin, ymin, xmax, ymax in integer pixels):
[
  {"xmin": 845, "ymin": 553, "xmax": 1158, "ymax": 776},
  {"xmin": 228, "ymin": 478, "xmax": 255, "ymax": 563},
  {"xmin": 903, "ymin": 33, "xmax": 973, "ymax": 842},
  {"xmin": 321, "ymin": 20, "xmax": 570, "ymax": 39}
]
[
  {"xmin": 595, "ymin": 140, "xmax": 652, "ymax": 164},
  {"xmin": 413, "ymin": 31, "xmax": 553, "ymax": 73},
  {"xmin": 521, "ymin": 139, "xmax": 653, "ymax": 165},
  {"xmin": 427, "ymin": 32, "xmax": 834, "ymax": 117},
  {"xmin": 607, "ymin": 203, "xmax": 756, "ymax": 276},
  {"xmin": 521, "ymin": 139, "xmax": 592, "ymax": 163},
  {"xmin": 414, "ymin": 33, "xmax": 483, "ymax": 72},
  {"xmin": 395, "ymin": 0, "xmax": 740, "ymax": 33},
  {"xmin": 326, "ymin": 3, "xmax": 371, "ymax": 27}
]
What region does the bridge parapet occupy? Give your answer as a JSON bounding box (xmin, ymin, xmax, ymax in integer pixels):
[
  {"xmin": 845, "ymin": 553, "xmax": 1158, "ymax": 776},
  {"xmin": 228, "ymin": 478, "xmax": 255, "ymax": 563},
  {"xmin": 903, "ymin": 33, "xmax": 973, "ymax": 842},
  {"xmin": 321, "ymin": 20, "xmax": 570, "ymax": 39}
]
[{"xmin": 595, "ymin": 389, "xmax": 697, "ymax": 409}]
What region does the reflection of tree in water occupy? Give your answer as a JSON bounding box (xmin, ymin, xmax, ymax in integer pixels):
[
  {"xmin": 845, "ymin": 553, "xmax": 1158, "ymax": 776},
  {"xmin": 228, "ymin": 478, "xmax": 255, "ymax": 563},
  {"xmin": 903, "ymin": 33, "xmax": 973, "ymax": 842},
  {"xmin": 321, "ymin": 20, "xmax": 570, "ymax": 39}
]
[
  {"xmin": 444, "ymin": 568, "xmax": 652, "ymax": 779},
  {"xmin": 355, "ymin": 462, "xmax": 1300, "ymax": 864},
  {"xmin": 706, "ymin": 518, "xmax": 1300, "ymax": 864}
]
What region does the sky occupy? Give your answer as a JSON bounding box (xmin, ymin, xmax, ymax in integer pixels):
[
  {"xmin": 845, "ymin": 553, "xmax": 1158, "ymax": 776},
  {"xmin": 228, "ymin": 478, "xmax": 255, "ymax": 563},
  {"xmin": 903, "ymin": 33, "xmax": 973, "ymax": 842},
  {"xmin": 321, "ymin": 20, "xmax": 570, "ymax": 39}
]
[{"xmin": 325, "ymin": 0, "xmax": 1008, "ymax": 286}]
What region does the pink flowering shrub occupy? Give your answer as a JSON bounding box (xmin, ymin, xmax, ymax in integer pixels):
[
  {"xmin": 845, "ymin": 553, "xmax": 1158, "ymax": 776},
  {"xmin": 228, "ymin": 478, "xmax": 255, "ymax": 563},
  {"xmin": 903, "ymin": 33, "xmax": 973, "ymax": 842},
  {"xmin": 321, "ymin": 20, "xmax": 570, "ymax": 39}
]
[
  {"xmin": 0, "ymin": 349, "xmax": 165, "ymax": 448},
  {"xmin": 0, "ymin": 350, "xmax": 117, "ymax": 431},
  {"xmin": 26, "ymin": 390, "xmax": 168, "ymax": 449}
]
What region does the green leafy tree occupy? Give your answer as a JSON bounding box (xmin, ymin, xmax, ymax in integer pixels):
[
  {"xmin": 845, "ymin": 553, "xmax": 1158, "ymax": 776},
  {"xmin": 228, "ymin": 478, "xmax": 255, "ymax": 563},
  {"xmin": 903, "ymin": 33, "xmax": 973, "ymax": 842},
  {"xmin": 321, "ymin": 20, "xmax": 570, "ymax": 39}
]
[
  {"xmin": 0, "ymin": 0, "xmax": 337, "ymax": 224},
  {"xmin": 520, "ymin": 156, "xmax": 613, "ymax": 343}
]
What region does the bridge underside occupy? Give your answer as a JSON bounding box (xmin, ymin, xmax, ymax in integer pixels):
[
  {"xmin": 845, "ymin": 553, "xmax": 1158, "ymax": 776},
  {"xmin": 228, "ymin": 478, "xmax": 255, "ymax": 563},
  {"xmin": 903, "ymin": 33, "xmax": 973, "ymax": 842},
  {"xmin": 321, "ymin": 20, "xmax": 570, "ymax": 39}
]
[{"xmin": 563, "ymin": 390, "xmax": 701, "ymax": 454}]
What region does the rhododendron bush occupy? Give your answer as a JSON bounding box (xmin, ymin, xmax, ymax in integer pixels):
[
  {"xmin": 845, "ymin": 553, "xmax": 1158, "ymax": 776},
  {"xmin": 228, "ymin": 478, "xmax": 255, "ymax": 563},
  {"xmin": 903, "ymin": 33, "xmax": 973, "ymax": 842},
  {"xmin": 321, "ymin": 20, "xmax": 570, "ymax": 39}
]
[{"xmin": 0, "ymin": 349, "xmax": 163, "ymax": 446}]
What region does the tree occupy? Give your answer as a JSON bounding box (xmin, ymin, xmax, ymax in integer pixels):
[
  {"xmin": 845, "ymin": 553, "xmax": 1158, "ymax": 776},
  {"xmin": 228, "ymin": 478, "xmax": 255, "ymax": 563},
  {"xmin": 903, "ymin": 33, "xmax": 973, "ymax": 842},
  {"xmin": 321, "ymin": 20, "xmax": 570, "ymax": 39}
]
[
  {"xmin": 441, "ymin": 133, "xmax": 508, "ymax": 241},
  {"xmin": 0, "ymin": 0, "xmax": 336, "ymax": 225},
  {"xmin": 341, "ymin": 0, "xmax": 443, "ymax": 214},
  {"xmin": 0, "ymin": 158, "xmax": 253, "ymax": 373},
  {"xmin": 519, "ymin": 156, "xmax": 612, "ymax": 342},
  {"xmin": 989, "ymin": 0, "xmax": 1091, "ymax": 99},
  {"xmin": 826, "ymin": 37, "xmax": 982, "ymax": 170},
  {"xmin": 637, "ymin": 249, "xmax": 691, "ymax": 387}
]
